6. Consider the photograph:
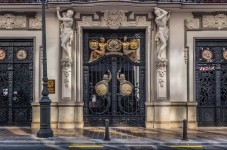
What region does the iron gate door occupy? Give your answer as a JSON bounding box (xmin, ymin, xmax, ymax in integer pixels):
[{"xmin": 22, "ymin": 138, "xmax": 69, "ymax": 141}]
[
  {"xmin": 83, "ymin": 30, "xmax": 145, "ymax": 127},
  {"xmin": 196, "ymin": 39, "xmax": 227, "ymax": 126},
  {"xmin": 0, "ymin": 39, "xmax": 33, "ymax": 126}
]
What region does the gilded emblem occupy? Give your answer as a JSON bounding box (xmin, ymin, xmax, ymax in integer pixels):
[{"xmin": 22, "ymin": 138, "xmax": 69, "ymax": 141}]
[
  {"xmin": 223, "ymin": 50, "xmax": 227, "ymax": 60},
  {"xmin": 95, "ymin": 70, "xmax": 112, "ymax": 96},
  {"xmin": 89, "ymin": 37, "xmax": 106, "ymax": 62},
  {"xmin": 107, "ymin": 39, "xmax": 122, "ymax": 52},
  {"xmin": 130, "ymin": 39, "xmax": 139, "ymax": 50},
  {"xmin": 117, "ymin": 70, "xmax": 134, "ymax": 96},
  {"xmin": 89, "ymin": 40, "xmax": 99, "ymax": 50},
  {"xmin": 202, "ymin": 49, "xmax": 212, "ymax": 60},
  {"xmin": 0, "ymin": 49, "xmax": 6, "ymax": 60},
  {"xmin": 123, "ymin": 36, "xmax": 138, "ymax": 62},
  {"xmin": 16, "ymin": 49, "xmax": 27, "ymax": 60}
]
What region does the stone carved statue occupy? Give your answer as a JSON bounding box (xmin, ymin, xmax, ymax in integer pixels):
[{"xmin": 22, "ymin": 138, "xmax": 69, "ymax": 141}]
[
  {"xmin": 154, "ymin": 7, "xmax": 171, "ymax": 60},
  {"xmin": 122, "ymin": 36, "xmax": 138, "ymax": 62},
  {"xmin": 89, "ymin": 37, "xmax": 106, "ymax": 62},
  {"xmin": 56, "ymin": 7, "xmax": 74, "ymax": 58}
]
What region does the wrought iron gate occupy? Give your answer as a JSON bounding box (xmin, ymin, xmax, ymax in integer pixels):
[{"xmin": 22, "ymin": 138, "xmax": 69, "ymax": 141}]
[
  {"xmin": 0, "ymin": 39, "xmax": 33, "ymax": 126},
  {"xmin": 83, "ymin": 30, "xmax": 145, "ymax": 127},
  {"xmin": 196, "ymin": 39, "xmax": 227, "ymax": 126}
]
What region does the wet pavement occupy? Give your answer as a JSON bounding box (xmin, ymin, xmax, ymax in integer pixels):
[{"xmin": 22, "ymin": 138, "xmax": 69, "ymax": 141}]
[{"xmin": 1, "ymin": 127, "xmax": 227, "ymax": 145}]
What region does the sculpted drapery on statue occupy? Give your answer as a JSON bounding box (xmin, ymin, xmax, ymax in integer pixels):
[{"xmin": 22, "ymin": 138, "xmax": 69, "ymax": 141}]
[
  {"xmin": 56, "ymin": 7, "xmax": 74, "ymax": 59},
  {"xmin": 154, "ymin": 7, "xmax": 171, "ymax": 61}
]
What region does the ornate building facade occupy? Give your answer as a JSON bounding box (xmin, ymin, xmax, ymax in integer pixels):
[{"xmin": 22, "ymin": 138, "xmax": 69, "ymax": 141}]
[{"xmin": 0, "ymin": 0, "xmax": 226, "ymax": 129}]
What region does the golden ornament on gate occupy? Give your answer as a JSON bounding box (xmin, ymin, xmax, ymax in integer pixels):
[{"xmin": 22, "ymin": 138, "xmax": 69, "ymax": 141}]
[{"xmin": 95, "ymin": 82, "xmax": 108, "ymax": 97}]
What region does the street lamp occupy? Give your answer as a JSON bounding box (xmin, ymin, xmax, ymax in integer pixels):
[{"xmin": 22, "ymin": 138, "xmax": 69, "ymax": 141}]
[{"xmin": 37, "ymin": 0, "xmax": 53, "ymax": 138}]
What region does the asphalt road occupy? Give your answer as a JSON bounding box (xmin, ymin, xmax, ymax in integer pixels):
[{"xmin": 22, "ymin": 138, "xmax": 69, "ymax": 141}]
[{"xmin": 0, "ymin": 144, "xmax": 227, "ymax": 150}]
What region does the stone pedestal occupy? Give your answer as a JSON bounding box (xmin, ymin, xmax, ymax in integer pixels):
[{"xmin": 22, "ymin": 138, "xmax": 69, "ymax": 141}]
[
  {"xmin": 31, "ymin": 102, "xmax": 58, "ymax": 129},
  {"xmin": 58, "ymin": 100, "xmax": 75, "ymax": 129},
  {"xmin": 145, "ymin": 102, "xmax": 197, "ymax": 128},
  {"xmin": 74, "ymin": 102, "xmax": 84, "ymax": 128}
]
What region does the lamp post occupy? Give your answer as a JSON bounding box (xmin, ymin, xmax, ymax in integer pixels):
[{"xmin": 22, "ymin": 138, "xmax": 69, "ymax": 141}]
[{"xmin": 37, "ymin": 0, "xmax": 53, "ymax": 138}]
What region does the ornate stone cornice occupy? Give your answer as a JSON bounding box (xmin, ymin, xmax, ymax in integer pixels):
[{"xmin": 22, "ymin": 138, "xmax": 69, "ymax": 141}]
[{"xmin": 76, "ymin": 10, "xmax": 152, "ymax": 31}]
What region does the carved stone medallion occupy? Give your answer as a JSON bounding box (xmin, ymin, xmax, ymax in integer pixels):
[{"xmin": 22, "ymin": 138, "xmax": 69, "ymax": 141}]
[
  {"xmin": 16, "ymin": 49, "xmax": 27, "ymax": 60},
  {"xmin": 130, "ymin": 39, "xmax": 139, "ymax": 50},
  {"xmin": 0, "ymin": 49, "xmax": 6, "ymax": 60},
  {"xmin": 202, "ymin": 49, "xmax": 213, "ymax": 60},
  {"xmin": 89, "ymin": 39, "xmax": 99, "ymax": 50},
  {"xmin": 107, "ymin": 39, "xmax": 122, "ymax": 52},
  {"xmin": 120, "ymin": 83, "xmax": 133, "ymax": 96},
  {"xmin": 95, "ymin": 82, "xmax": 108, "ymax": 97},
  {"xmin": 223, "ymin": 51, "xmax": 227, "ymax": 60}
]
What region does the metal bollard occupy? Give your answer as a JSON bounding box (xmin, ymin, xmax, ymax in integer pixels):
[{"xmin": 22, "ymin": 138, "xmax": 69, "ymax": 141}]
[
  {"xmin": 104, "ymin": 119, "xmax": 110, "ymax": 141},
  {"xmin": 182, "ymin": 119, "xmax": 188, "ymax": 141}
]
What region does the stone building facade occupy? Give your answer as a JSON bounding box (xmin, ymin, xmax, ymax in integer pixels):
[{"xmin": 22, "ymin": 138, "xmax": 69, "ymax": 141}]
[{"xmin": 0, "ymin": 0, "xmax": 226, "ymax": 129}]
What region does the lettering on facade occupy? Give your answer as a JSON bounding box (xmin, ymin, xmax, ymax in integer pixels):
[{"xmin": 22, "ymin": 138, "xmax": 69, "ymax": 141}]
[{"xmin": 48, "ymin": 79, "xmax": 55, "ymax": 94}]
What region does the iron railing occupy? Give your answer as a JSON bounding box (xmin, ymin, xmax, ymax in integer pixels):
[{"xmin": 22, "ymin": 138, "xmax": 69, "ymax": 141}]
[{"xmin": 0, "ymin": 0, "xmax": 227, "ymax": 3}]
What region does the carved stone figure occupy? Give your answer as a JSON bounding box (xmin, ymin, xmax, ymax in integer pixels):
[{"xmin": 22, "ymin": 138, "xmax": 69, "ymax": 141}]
[
  {"xmin": 122, "ymin": 36, "xmax": 138, "ymax": 61},
  {"xmin": 117, "ymin": 70, "xmax": 134, "ymax": 96},
  {"xmin": 89, "ymin": 37, "xmax": 106, "ymax": 62},
  {"xmin": 154, "ymin": 7, "xmax": 170, "ymax": 60},
  {"xmin": 56, "ymin": 7, "xmax": 74, "ymax": 58}
]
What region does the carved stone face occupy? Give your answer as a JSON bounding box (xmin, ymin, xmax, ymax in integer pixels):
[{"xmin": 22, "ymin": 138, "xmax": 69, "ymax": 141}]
[
  {"xmin": 66, "ymin": 10, "xmax": 74, "ymax": 17},
  {"xmin": 103, "ymin": 74, "xmax": 109, "ymax": 80},
  {"xmin": 154, "ymin": 9, "xmax": 161, "ymax": 17},
  {"xmin": 120, "ymin": 74, "xmax": 125, "ymax": 79},
  {"xmin": 100, "ymin": 37, "xmax": 105, "ymax": 43}
]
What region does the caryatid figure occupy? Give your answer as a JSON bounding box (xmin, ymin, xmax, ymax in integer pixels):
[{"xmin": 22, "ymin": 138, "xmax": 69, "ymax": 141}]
[
  {"xmin": 154, "ymin": 7, "xmax": 171, "ymax": 60},
  {"xmin": 56, "ymin": 7, "xmax": 74, "ymax": 58}
]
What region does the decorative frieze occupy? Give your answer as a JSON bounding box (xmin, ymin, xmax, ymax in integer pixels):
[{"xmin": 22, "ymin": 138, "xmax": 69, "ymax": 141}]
[
  {"xmin": 0, "ymin": 13, "xmax": 41, "ymax": 30},
  {"xmin": 203, "ymin": 14, "xmax": 227, "ymax": 30},
  {"xmin": 185, "ymin": 18, "xmax": 200, "ymax": 30},
  {"xmin": 29, "ymin": 16, "xmax": 42, "ymax": 29},
  {"xmin": 187, "ymin": 12, "xmax": 227, "ymax": 31},
  {"xmin": 0, "ymin": 14, "xmax": 26, "ymax": 29}
]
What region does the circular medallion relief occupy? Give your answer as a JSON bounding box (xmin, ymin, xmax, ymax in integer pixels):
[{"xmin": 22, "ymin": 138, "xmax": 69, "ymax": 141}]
[
  {"xmin": 0, "ymin": 49, "xmax": 6, "ymax": 60},
  {"xmin": 107, "ymin": 39, "xmax": 122, "ymax": 52},
  {"xmin": 95, "ymin": 82, "xmax": 108, "ymax": 97},
  {"xmin": 120, "ymin": 83, "xmax": 133, "ymax": 96},
  {"xmin": 16, "ymin": 49, "xmax": 27, "ymax": 60},
  {"xmin": 202, "ymin": 49, "xmax": 213, "ymax": 60},
  {"xmin": 223, "ymin": 51, "xmax": 227, "ymax": 60}
]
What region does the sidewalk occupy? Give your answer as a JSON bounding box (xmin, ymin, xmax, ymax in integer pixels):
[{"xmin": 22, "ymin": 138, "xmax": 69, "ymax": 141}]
[{"xmin": 1, "ymin": 127, "xmax": 227, "ymax": 145}]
